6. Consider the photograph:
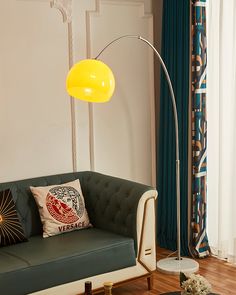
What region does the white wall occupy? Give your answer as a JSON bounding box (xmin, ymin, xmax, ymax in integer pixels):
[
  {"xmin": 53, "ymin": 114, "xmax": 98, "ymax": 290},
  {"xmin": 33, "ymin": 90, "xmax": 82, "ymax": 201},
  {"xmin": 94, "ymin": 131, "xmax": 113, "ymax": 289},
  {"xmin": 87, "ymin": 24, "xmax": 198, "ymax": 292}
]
[
  {"xmin": 0, "ymin": 0, "xmax": 156, "ymax": 186},
  {"xmin": 0, "ymin": 0, "xmax": 73, "ymax": 182}
]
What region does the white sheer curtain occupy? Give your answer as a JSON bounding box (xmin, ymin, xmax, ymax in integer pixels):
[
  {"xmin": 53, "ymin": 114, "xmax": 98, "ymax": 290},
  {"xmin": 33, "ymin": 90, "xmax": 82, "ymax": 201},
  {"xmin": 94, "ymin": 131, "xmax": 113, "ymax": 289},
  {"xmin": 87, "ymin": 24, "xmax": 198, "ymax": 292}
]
[{"xmin": 207, "ymin": 0, "xmax": 236, "ymax": 263}]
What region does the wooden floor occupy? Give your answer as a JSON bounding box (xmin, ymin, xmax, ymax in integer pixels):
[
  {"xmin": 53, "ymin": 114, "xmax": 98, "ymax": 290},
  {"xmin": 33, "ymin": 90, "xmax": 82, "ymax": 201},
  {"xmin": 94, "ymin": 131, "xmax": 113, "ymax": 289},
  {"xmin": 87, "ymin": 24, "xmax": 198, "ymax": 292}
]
[{"xmin": 106, "ymin": 247, "xmax": 236, "ymax": 295}]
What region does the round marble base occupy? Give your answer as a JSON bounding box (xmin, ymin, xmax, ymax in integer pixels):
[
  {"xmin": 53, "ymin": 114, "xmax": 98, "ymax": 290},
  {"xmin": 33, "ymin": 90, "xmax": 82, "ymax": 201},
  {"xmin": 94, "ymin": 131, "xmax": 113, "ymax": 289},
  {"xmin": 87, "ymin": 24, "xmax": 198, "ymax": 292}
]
[{"xmin": 157, "ymin": 257, "xmax": 199, "ymax": 275}]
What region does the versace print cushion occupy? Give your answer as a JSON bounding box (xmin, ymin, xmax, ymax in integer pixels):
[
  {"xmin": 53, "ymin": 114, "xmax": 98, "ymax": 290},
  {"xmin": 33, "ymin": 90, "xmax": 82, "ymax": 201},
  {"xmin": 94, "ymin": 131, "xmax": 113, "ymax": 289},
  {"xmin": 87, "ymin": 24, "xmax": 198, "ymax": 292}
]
[
  {"xmin": 30, "ymin": 179, "xmax": 91, "ymax": 238},
  {"xmin": 0, "ymin": 189, "xmax": 27, "ymax": 247}
]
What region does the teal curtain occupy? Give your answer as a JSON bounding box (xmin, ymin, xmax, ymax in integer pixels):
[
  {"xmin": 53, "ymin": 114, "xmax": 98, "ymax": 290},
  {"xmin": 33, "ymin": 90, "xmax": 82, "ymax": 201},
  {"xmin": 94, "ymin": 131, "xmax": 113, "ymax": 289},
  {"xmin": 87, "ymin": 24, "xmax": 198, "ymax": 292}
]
[
  {"xmin": 191, "ymin": 0, "xmax": 210, "ymax": 257},
  {"xmin": 157, "ymin": 0, "xmax": 190, "ymax": 256}
]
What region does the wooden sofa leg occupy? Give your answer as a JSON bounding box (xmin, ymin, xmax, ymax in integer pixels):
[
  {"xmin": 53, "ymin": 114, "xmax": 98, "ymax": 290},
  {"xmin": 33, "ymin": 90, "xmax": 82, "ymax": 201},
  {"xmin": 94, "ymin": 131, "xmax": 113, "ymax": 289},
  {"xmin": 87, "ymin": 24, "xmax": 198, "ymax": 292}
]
[{"xmin": 147, "ymin": 274, "xmax": 153, "ymax": 290}]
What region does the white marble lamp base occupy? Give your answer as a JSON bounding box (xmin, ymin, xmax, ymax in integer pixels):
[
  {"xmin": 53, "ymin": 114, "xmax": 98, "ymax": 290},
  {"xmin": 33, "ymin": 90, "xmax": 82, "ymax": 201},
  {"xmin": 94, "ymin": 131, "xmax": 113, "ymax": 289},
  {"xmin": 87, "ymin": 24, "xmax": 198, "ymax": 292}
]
[{"xmin": 157, "ymin": 257, "xmax": 199, "ymax": 275}]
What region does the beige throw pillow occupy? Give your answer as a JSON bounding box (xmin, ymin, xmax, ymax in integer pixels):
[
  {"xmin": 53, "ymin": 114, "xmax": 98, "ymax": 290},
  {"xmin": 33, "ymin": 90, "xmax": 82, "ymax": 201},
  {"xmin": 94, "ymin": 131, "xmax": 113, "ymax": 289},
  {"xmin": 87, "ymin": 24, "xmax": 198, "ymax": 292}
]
[{"xmin": 30, "ymin": 179, "xmax": 91, "ymax": 238}]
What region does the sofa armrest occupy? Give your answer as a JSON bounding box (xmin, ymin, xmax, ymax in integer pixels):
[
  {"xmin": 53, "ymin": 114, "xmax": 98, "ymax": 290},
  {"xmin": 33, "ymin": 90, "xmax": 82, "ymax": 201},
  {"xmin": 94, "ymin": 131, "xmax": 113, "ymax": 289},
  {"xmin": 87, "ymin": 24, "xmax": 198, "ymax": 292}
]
[
  {"xmin": 136, "ymin": 190, "xmax": 157, "ymax": 271},
  {"xmin": 80, "ymin": 171, "xmax": 157, "ymax": 255}
]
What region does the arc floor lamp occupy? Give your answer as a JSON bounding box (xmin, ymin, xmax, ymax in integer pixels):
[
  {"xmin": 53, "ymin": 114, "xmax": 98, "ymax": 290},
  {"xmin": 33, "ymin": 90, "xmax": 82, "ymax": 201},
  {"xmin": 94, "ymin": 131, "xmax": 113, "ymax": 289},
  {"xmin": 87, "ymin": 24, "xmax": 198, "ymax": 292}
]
[{"xmin": 66, "ymin": 35, "xmax": 199, "ymax": 274}]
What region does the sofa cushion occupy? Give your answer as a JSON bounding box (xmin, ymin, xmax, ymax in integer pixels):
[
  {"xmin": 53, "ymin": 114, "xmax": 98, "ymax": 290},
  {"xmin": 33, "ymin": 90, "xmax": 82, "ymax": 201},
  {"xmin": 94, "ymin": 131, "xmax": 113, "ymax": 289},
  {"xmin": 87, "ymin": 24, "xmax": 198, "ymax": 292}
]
[
  {"xmin": 0, "ymin": 189, "xmax": 27, "ymax": 247},
  {"xmin": 0, "ymin": 172, "xmax": 84, "ymax": 238},
  {"xmin": 0, "ymin": 228, "xmax": 136, "ymax": 295},
  {"xmin": 30, "ymin": 179, "xmax": 91, "ymax": 238}
]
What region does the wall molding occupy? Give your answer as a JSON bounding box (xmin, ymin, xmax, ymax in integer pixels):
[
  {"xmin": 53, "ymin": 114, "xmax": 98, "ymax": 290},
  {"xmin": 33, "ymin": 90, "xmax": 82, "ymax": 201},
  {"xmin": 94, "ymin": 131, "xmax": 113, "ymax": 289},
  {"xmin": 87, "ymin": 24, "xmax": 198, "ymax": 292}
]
[
  {"xmin": 94, "ymin": 0, "xmax": 152, "ymax": 15},
  {"xmin": 90, "ymin": 0, "xmax": 152, "ymax": 19},
  {"xmin": 50, "ymin": 0, "xmax": 72, "ymax": 23},
  {"xmin": 50, "ymin": 0, "xmax": 77, "ymax": 172}
]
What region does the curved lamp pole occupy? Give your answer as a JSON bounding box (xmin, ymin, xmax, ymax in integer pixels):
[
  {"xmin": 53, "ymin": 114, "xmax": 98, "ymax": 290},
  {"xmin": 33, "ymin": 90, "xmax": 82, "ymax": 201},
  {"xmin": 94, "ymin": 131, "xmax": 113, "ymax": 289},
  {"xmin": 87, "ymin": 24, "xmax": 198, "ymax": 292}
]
[{"xmin": 66, "ymin": 35, "xmax": 199, "ymax": 274}]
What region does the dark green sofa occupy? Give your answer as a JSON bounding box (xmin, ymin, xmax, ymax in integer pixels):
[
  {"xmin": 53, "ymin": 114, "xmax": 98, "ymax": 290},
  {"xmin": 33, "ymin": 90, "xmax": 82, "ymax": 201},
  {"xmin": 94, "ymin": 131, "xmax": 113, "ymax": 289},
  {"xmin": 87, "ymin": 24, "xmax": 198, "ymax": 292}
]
[{"xmin": 0, "ymin": 171, "xmax": 157, "ymax": 295}]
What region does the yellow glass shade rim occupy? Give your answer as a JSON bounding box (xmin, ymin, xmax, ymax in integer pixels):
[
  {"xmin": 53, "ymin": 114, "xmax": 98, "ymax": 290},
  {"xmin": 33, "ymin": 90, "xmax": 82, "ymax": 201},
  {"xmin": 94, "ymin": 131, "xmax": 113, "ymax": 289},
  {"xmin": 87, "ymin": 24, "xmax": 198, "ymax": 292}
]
[{"xmin": 66, "ymin": 59, "xmax": 115, "ymax": 103}]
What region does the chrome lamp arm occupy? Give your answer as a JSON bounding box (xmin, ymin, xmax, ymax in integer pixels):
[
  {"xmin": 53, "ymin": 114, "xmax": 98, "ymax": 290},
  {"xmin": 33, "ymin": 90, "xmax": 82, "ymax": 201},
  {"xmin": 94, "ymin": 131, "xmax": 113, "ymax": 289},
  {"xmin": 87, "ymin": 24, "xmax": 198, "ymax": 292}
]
[{"xmin": 95, "ymin": 34, "xmax": 181, "ymax": 261}]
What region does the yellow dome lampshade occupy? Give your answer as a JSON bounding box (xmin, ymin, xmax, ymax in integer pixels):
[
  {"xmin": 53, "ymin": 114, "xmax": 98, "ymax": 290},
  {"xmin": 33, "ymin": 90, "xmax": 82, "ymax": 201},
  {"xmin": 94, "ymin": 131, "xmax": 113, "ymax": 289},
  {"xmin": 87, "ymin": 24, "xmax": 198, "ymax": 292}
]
[{"xmin": 66, "ymin": 59, "xmax": 115, "ymax": 103}]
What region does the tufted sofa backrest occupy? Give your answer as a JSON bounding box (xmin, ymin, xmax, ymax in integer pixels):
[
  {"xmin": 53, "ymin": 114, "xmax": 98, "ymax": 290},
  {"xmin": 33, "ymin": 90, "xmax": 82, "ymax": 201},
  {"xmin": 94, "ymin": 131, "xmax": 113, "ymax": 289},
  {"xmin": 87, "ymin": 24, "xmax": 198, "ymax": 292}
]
[
  {"xmin": 81, "ymin": 172, "xmax": 153, "ymax": 252},
  {"xmin": 0, "ymin": 171, "xmax": 153, "ymax": 251}
]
